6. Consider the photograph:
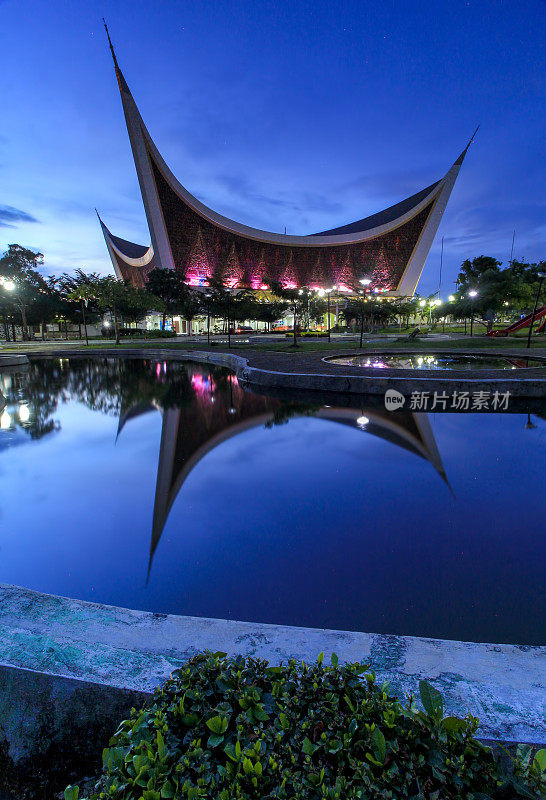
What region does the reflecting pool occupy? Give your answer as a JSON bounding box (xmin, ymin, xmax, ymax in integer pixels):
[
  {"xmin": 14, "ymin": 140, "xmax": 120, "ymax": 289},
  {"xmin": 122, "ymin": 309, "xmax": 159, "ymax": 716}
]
[
  {"xmin": 1, "ymin": 358, "xmax": 544, "ymax": 645},
  {"xmin": 326, "ymin": 353, "xmax": 545, "ymax": 370}
]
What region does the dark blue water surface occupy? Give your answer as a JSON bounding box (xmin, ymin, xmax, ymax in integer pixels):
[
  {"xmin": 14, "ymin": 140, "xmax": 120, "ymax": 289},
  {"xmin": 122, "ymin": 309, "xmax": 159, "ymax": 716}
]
[{"xmin": 1, "ymin": 358, "xmax": 544, "ymax": 645}]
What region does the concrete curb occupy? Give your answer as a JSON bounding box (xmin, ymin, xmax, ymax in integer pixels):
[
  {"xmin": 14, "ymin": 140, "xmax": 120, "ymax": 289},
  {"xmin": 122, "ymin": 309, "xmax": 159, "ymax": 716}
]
[
  {"xmin": 0, "ymin": 583, "xmax": 544, "ymax": 762},
  {"xmin": 0, "ymin": 354, "xmax": 29, "ymax": 370}
]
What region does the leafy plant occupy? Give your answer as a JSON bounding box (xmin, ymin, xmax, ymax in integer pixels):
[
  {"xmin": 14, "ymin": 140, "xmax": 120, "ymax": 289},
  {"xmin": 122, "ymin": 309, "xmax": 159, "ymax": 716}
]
[{"xmin": 73, "ymin": 652, "xmax": 545, "ymax": 799}]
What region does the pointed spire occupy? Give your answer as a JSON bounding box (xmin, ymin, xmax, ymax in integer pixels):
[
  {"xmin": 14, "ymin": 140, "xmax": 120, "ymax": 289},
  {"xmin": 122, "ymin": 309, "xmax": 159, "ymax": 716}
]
[
  {"xmin": 103, "ymin": 18, "xmax": 119, "ymax": 70},
  {"xmin": 103, "ymin": 18, "xmax": 130, "ymax": 94},
  {"xmin": 454, "ymin": 125, "xmax": 479, "ymax": 166}
]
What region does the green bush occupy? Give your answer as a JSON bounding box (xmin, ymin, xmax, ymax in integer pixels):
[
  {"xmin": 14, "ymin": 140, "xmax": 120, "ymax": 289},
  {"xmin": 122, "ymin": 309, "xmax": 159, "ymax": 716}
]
[
  {"xmin": 284, "ymin": 331, "xmax": 328, "ymax": 338},
  {"xmin": 68, "ymin": 652, "xmax": 545, "ymax": 800},
  {"xmin": 100, "ymin": 328, "xmax": 177, "ymax": 339}
]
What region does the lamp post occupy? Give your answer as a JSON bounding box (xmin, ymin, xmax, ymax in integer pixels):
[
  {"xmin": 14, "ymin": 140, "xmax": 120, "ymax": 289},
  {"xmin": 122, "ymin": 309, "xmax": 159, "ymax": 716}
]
[
  {"xmin": 468, "ymin": 290, "xmax": 478, "ymax": 337},
  {"xmin": 0, "ymin": 278, "xmax": 15, "ymax": 343},
  {"xmin": 204, "ymin": 292, "xmax": 212, "ymax": 346},
  {"xmin": 526, "ymin": 271, "xmax": 546, "ymax": 349},
  {"xmin": 325, "ymin": 288, "xmax": 332, "ymax": 342},
  {"xmin": 227, "ymin": 289, "xmax": 231, "ymax": 349},
  {"xmin": 357, "ymin": 278, "xmax": 372, "ymax": 346},
  {"xmin": 0, "ymin": 278, "xmax": 22, "ymax": 341},
  {"xmin": 81, "ymin": 298, "xmax": 89, "ymax": 346}
]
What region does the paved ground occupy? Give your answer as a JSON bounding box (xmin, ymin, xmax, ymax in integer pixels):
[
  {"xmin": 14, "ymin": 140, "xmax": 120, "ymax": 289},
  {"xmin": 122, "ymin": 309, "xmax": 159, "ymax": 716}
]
[{"xmin": 3, "ymin": 334, "xmax": 546, "ymax": 373}]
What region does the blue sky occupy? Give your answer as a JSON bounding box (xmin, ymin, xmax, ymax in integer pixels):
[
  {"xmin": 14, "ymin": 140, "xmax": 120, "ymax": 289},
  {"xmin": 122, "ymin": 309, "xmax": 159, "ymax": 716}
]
[{"xmin": 1, "ymin": 0, "xmax": 544, "ymax": 293}]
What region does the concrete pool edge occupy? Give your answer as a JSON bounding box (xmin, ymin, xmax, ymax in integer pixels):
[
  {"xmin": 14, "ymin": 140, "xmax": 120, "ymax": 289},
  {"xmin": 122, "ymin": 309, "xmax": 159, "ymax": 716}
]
[
  {"xmin": 18, "ymin": 347, "xmax": 546, "ymax": 397},
  {"xmin": 0, "ymin": 583, "xmax": 544, "ymax": 771}
]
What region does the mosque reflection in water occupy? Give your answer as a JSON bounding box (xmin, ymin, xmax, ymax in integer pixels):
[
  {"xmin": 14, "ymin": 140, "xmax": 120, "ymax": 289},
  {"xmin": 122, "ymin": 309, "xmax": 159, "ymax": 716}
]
[{"xmin": 1, "ymin": 358, "xmax": 447, "ymax": 578}]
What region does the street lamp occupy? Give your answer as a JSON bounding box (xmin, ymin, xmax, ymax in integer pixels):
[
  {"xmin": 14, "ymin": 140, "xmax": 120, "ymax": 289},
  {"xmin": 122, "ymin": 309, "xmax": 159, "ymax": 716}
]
[
  {"xmin": 448, "ymin": 295, "xmax": 455, "ymax": 302},
  {"xmin": 359, "ymin": 278, "xmax": 372, "ymax": 287},
  {"xmin": 468, "ymin": 290, "xmax": 478, "ymax": 337},
  {"xmin": 325, "ymin": 288, "xmax": 333, "ymax": 342},
  {"xmin": 204, "ymin": 292, "xmax": 212, "ymax": 346},
  {"xmin": 526, "ymin": 271, "xmax": 546, "ymax": 349}
]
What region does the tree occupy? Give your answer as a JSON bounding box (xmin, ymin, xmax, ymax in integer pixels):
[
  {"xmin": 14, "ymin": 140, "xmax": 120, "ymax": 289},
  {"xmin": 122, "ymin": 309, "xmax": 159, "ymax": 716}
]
[
  {"xmin": 94, "ymin": 277, "xmax": 131, "ymax": 344},
  {"xmin": 145, "ymin": 268, "xmax": 185, "ymax": 329},
  {"xmin": 341, "ymin": 297, "xmax": 394, "ymax": 346},
  {"xmin": 267, "ymin": 282, "xmax": 312, "ymax": 347},
  {"xmin": 204, "ymin": 281, "xmax": 252, "ymax": 346},
  {"xmin": 67, "ymin": 284, "xmax": 96, "ymax": 345},
  {"xmin": 0, "ymin": 244, "xmax": 47, "ymax": 339},
  {"xmin": 450, "ymin": 257, "xmax": 546, "ymax": 333},
  {"xmin": 456, "ymin": 256, "xmax": 501, "ymax": 293},
  {"xmin": 178, "ymin": 285, "xmax": 202, "ymax": 334}
]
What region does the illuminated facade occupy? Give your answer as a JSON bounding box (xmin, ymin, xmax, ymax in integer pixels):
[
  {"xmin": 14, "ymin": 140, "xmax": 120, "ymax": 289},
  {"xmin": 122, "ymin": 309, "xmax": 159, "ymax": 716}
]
[{"xmin": 99, "ymin": 27, "xmax": 474, "ymax": 296}]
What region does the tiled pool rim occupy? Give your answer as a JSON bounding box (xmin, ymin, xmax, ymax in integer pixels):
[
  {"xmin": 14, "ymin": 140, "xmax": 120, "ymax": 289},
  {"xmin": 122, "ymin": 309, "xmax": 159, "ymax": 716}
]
[{"xmin": 0, "ymin": 583, "xmax": 544, "ymax": 769}]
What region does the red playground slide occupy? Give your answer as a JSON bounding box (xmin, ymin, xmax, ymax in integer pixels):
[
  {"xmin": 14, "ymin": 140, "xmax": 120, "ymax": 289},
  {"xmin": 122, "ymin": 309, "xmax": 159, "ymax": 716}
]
[{"xmin": 487, "ymin": 306, "xmax": 546, "ymax": 337}]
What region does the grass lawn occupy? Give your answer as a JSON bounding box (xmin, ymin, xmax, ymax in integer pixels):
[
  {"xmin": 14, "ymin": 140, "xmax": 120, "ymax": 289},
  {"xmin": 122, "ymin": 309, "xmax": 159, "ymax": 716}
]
[{"xmin": 4, "ymin": 333, "xmax": 545, "ymax": 355}]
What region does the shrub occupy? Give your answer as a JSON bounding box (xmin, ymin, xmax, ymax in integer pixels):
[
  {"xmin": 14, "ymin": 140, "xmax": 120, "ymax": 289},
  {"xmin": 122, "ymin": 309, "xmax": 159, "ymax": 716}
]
[
  {"xmin": 100, "ymin": 328, "xmax": 177, "ymax": 339},
  {"xmin": 284, "ymin": 331, "xmax": 328, "ymax": 338},
  {"xmin": 68, "ymin": 652, "xmax": 545, "ymax": 800}
]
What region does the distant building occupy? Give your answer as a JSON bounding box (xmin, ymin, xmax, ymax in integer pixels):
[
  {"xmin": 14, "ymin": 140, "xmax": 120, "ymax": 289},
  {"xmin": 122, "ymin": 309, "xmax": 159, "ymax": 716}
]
[{"xmin": 99, "ymin": 26, "xmax": 474, "ymax": 297}]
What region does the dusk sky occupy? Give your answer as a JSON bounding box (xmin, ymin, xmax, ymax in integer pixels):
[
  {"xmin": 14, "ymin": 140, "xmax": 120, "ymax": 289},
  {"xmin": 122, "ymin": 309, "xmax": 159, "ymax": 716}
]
[{"xmin": 1, "ymin": 0, "xmax": 544, "ymax": 294}]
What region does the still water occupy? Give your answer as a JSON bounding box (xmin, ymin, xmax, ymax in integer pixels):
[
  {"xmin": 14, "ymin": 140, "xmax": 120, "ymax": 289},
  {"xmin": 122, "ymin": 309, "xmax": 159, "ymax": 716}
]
[
  {"xmin": 327, "ymin": 353, "xmax": 544, "ymax": 370},
  {"xmin": 1, "ymin": 358, "xmax": 544, "ymax": 645}
]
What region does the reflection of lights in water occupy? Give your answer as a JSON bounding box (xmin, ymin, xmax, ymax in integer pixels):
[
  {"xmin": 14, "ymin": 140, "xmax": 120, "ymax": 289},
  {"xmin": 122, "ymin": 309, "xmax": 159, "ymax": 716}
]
[
  {"xmin": 371, "ymin": 361, "xmax": 387, "ymax": 368},
  {"xmin": 228, "ymin": 406, "xmax": 237, "ymax": 415},
  {"xmin": 19, "ymin": 404, "xmax": 30, "ymax": 422},
  {"xmin": 356, "ymin": 415, "xmax": 369, "ymax": 428},
  {"xmin": 417, "ymin": 357, "xmax": 424, "ymax": 364},
  {"xmin": 191, "ymin": 373, "xmax": 216, "ymax": 397},
  {"xmin": 1, "ymin": 410, "xmax": 11, "ymax": 429}
]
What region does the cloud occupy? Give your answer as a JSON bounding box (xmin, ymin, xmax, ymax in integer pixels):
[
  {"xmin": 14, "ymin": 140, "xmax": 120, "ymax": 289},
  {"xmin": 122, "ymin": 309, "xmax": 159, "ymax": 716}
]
[
  {"xmin": 0, "ymin": 205, "xmax": 39, "ymax": 228},
  {"xmin": 338, "ymin": 166, "xmax": 443, "ymax": 201},
  {"xmin": 199, "ymin": 171, "xmax": 344, "ymax": 233}
]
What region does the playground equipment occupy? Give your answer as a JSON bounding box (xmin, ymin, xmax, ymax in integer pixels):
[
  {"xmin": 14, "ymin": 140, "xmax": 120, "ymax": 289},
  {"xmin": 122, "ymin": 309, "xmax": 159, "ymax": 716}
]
[{"xmin": 487, "ymin": 307, "xmax": 546, "ymax": 337}]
